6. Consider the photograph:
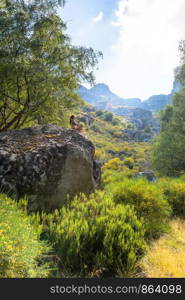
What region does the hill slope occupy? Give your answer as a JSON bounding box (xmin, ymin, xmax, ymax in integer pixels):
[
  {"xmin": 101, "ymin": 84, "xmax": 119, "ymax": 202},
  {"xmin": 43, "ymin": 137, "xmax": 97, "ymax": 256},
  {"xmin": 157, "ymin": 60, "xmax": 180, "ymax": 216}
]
[{"xmin": 78, "ymin": 81, "xmax": 181, "ymax": 113}]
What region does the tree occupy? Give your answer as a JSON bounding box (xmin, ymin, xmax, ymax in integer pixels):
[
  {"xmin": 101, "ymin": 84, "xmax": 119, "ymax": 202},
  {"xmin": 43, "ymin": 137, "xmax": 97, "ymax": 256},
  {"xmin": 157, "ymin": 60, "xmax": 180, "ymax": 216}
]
[
  {"xmin": 152, "ymin": 41, "xmax": 185, "ymax": 176},
  {"xmin": 104, "ymin": 112, "xmax": 113, "ymax": 122},
  {"xmin": 0, "ymin": 0, "xmax": 102, "ymax": 131}
]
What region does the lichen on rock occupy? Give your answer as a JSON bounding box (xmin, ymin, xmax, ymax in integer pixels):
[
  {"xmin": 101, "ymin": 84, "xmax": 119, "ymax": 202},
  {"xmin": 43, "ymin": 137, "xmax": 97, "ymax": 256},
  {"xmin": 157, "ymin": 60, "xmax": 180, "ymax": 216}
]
[{"xmin": 0, "ymin": 124, "xmax": 101, "ymax": 212}]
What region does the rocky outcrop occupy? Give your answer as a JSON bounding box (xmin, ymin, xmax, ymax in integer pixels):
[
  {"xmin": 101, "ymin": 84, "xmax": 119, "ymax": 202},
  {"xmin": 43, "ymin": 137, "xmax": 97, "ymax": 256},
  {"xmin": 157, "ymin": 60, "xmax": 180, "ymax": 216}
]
[
  {"xmin": 121, "ymin": 129, "xmax": 153, "ymax": 142},
  {"xmin": 114, "ymin": 107, "xmax": 153, "ymax": 130},
  {"xmin": 79, "ymin": 114, "xmax": 95, "ymax": 126},
  {"xmin": 0, "ymin": 125, "xmax": 100, "ymax": 212},
  {"xmin": 133, "ymin": 171, "xmax": 157, "ymax": 182},
  {"xmin": 78, "ymin": 84, "xmax": 142, "ymax": 109}
]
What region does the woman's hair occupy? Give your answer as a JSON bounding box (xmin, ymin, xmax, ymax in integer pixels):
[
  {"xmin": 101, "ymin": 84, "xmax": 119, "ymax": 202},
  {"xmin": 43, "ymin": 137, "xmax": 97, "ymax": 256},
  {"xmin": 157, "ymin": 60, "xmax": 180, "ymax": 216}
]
[{"xmin": 70, "ymin": 115, "xmax": 75, "ymax": 124}]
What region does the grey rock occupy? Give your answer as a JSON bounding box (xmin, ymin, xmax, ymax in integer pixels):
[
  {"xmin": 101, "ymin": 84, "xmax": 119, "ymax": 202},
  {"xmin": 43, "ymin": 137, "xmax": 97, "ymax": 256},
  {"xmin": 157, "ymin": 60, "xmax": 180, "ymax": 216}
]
[
  {"xmin": 121, "ymin": 129, "xmax": 153, "ymax": 142},
  {"xmin": 134, "ymin": 171, "xmax": 157, "ymax": 182},
  {"xmin": 78, "ymin": 84, "xmax": 142, "ymax": 109},
  {"xmin": 79, "ymin": 114, "xmax": 95, "ymax": 126},
  {"xmin": 0, "ymin": 124, "xmax": 100, "ymax": 212}
]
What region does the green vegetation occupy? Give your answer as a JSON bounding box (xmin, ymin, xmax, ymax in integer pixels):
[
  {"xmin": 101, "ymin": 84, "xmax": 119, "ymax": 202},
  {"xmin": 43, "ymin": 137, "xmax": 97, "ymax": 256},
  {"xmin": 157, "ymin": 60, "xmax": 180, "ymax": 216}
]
[
  {"xmin": 1, "ymin": 1, "xmax": 185, "ymax": 280},
  {"xmin": 103, "ymin": 112, "xmax": 113, "ymax": 122},
  {"xmin": 0, "ymin": 0, "xmax": 102, "ymax": 131},
  {"xmin": 0, "ymin": 194, "xmax": 50, "ymax": 278},
  {"xmin": 140, "ymin": 219, "xmax": 185, "ymax": 278},
  {"xmin": 105, "ymin": 178, "xmax": 171, "ymax": 239},
  {"xmin": 156, "ymin": 177, "xmax": 185, "ymax": 218},
  {"xmin": 152, "ymin": 40, "xmax": 185, "ymax": 176},
  {"xmin": 36, "ymin": 191, "xmax": 146, "ymax": 277}
]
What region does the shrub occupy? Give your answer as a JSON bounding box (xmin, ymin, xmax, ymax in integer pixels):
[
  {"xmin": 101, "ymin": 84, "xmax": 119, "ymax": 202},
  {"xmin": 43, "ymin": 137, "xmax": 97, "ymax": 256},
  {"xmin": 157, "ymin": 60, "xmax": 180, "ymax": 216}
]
[
  {"xmin": 95, "ymin": 110, "xmax": 104, "ymax": 117},
  {"xmin": 102, "ymin": 161, "xmax": 140, "ymax": 186},
  {"xmin": 157, "ymin": 178, "xmax": 185, "ymax": 218},
  {"xmin": 123, "ymin": 157, "xmax": 135, "ymax": 169},
  {"xmin": 90, "ymin": 124, "xmax": 101, "ymax": 133},
  {"xmin": 106, "ymin": 178, "xmax": 171, "ymax": 239},
  {"xmin": 126, "ymin": 123, "xmax": 135, "ymax": 130},
  {"xmin": 102, "ymin": 158, "xmax": 124, "ymax": 171},
  {"xmin": 40, "ymin": 191, "xmax": 146, "ymax": 277},
  {"xmin": 102, "ymin": 169, "xmax": 137, "ymax": 186},
  {"xmin": 0, "ymin": 194, "xmax": 50, "ymax": 278},
  {"xmin": 104, "ymin": 112, "xmax": 113, "ymax": 122},
  {"xmin": 111, "ymin": 118, "xmax": 119, "ymax": 126}
]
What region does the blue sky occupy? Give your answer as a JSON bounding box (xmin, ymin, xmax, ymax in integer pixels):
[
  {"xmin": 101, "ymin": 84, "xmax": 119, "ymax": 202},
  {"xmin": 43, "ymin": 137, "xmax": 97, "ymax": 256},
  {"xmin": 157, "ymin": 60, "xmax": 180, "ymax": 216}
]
[{"xmin": 59, "ymin": 0, "xmax": 185, "ymax": 100}]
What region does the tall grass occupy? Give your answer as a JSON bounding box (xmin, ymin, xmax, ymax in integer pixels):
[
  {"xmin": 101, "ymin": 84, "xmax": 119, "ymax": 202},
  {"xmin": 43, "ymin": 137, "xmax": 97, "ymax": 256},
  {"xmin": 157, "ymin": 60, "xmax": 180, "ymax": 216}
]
[{"xmin": 140, "ymin": 219, "xmax": 185, "ymax": 277}]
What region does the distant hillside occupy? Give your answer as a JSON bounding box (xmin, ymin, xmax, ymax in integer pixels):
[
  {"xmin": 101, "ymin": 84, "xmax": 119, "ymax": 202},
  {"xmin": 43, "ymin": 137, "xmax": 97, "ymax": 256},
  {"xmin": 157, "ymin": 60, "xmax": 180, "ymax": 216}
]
[
  {"xmin": 140, "ymin": 82, "xmax": 181, "ymax": 111},
  {"xmin": 140, "ymin": 94, "xmax": 171, "ymax": 111},
  {"xmin": 78, "ymin": 81, "xmax": 181, "ymax": 113},
  {"xmin": 78, "ymin": 84, "xmax": 142, "ymax": 111}
]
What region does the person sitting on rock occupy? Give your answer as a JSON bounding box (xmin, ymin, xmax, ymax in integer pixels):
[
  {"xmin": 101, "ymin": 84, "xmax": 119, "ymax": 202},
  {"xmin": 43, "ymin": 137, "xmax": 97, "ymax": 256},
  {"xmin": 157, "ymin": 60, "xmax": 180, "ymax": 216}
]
[
  {"xmin": 70, "ymin": 115, "xmax": 78, "ymax": 130},
  {"xmin": 70, "ymin": 115, "xmax": 84, "ymax": 132}
]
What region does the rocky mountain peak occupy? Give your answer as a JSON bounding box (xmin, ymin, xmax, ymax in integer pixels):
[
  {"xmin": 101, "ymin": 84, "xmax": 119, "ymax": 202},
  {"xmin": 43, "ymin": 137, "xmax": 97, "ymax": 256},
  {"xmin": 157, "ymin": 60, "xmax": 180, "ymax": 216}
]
[{"xmin": 90, "ymin": 83, "xmax": 111, "ymax": 95}]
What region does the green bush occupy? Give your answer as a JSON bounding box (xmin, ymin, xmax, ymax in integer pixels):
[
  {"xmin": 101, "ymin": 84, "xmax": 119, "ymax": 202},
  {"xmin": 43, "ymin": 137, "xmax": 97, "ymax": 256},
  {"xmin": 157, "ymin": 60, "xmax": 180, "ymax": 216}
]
[
  {"xmin": 104, "ymin": 112, "xmax": 113, "ymax": 122},
  {"xmin": 102, "ymin": 170, "xmax": 132, "ymax": 186},
  {"xmin": 102, "ymin": 158, "xmax": 124, "ymax": 171},
  {"xmin": 40, "ymin": 191, "xmax": 146, "ymax": 277},
  {"xmin": 123, "ymin": 157, "xmax": 135, "ymax": 169},
  {"xmin": 95, "ymin": 110, "xmax": 104, "ymax": 117},
  {"xmin": 143, "ymin": 125, "xmax": 152, "ymax": 133},
  {"xmin": 0, "ymin": 194, "xmax": 50, "ymax": 278},
  {"xmin": 111, "ymin": 118, "xmax": 119, "ymax": 126},
  {"xmin": 90, "ymin": 124, "xmax": 101, "ymax": 133},
  {"xmin": 126, "ymin": 123, "xmax": 135, "ymax": 130},
  {"xmin": 157, "ymin": 178, "xmax": 185, "ymax": 218},
  {"xmin": 106, "ymin": 178, "xmax": 171, "ymax": 239}
]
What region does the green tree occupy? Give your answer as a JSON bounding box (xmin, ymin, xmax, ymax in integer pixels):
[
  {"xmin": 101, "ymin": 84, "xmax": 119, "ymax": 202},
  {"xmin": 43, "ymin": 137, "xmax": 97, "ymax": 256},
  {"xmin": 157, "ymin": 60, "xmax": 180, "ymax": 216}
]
[
  {"xmin": 152, "ymin": 41, "xmax": 185, "ymax": 176},
  {"xmin": 104, "ymin": 112, "xmax": 113, "ymax": 122},
  {"xmin": 0, "ymin": 0, "xmax": 102, "ymax": 131}
]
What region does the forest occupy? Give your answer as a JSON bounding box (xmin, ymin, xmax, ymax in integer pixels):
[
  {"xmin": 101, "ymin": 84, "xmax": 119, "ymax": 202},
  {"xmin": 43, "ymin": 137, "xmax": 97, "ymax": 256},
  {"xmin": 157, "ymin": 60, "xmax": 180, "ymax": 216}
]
[{"xmin": 0, "ymin": 0, "xmax": 185, "ymax": 278}]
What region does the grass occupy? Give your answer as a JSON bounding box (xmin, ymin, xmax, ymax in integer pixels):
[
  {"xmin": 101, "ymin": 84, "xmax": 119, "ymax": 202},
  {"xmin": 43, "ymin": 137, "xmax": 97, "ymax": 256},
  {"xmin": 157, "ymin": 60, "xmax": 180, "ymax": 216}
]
[{"xmin": 140, "ymin": 219, "xmax": 185, "ymax": 277}]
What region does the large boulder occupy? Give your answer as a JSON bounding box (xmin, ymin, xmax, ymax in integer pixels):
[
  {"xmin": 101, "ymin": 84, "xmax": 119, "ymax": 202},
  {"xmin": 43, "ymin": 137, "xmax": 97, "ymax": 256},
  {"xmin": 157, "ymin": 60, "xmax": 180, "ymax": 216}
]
[{"xmin": 0, "ymin": 125, "xmax": 100, "ymax": 212}]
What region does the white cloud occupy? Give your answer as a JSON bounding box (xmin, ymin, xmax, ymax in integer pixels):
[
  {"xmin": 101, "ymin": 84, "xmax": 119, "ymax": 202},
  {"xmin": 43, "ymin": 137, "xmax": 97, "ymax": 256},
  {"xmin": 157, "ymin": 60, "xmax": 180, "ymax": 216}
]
[
  {"xmin": 105, "ymin": 0, "xmax": 185, "ymax": 99},
  {"xmin": 93, "ymin": 11, "xmax": 104, "ymax": 23}
]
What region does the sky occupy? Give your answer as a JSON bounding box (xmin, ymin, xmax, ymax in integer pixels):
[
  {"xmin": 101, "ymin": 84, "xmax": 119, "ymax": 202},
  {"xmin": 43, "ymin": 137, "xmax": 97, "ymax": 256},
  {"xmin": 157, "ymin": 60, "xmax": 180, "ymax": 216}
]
[{"xmin": 59, "ymin": 0, "xmax": 185, "ymax": 100}]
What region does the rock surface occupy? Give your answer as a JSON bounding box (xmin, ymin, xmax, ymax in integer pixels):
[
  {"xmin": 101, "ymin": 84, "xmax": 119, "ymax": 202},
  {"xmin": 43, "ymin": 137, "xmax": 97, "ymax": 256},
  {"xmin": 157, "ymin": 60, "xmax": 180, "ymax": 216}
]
[
  {"xmin": 134, "ymin": 171, "xmax": 157, "ymax": 182},
  {"xmin": 0, "ymin": 124, "xmax": 100, "ymax": 211},
  {"xmin": 79, "ymin": 114, "xmax": 95, "ymax": 126},
  {"xmin": 114, "ymin": 107, "xmax": 153, "ymax": 130},
  {"xmin": 121, "ymin": 129, "xmax": 153, "ymax": 142}
]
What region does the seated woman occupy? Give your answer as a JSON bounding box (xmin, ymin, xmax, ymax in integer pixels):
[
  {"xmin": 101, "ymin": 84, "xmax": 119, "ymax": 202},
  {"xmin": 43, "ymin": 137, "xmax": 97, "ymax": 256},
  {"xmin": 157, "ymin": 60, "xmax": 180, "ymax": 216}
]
[
  {"xmin": 69, "ymin": 115, "xmax": 78, "ymax": 129},
  {"xmin": 69, "ymin": 115, "xmax": 83, "ymax": 132}
]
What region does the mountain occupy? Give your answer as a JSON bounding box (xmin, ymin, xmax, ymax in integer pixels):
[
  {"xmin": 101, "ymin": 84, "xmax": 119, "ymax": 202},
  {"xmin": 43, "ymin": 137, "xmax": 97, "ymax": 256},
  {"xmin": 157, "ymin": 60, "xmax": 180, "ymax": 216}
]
[
  {"xmin": 78, "ymin": 83, "xmax": 142, "ymax": 110},
  {"xmin": 78, "ymin": 81, "xmax": 181, "ymax": 113},
  {"xmin": 140, "ymin": 94, "xmax": 172, "ymax": 111}
]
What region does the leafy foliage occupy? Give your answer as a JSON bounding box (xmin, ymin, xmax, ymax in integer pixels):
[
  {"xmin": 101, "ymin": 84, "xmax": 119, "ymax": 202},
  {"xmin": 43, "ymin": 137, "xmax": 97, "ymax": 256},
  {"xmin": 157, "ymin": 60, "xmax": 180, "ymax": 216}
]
[
  {"xmin": 102, "ymin": 158, "xmax": 124, "ymax": 170},
  {"xmin": 157, "ymin": 177, "xmax": 185, "ymax": 218},
  {"xmin": 104, "ymin": 112, "xmax": 113, "ymax": 122},
  {"xmin": 0, "ymin": 0, "xmax": 102, "ymax": 131},
  {"xmin": 39, "ymin": 191, "xmax": 146, "ymax": 277},
  {"xmin": 123, "ymin": 157, "xmax": 134, "ymax": 169},
  {"xmin": 152, "ymin": 41, "xmax": 185, "ymax": 176},
  {"xmin": 105, "ymin": 178, "xmax": 171, "ymax": 239},
  {"xmin": 0, "ymin": 194, "xmax": 50, "ymax": 278}
]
